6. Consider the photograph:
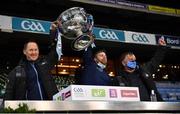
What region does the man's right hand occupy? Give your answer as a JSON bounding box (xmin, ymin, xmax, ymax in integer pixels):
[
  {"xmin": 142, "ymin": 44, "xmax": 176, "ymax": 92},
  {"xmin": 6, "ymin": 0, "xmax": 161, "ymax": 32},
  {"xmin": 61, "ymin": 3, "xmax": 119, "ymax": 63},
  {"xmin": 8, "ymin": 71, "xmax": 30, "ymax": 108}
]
[
  {"xmin": 50, "ymin": 21, "xmax": 61, "ymax": 31},
  {"xmin": 49, "ymin": 20, "xmax": 62, "ymax": 43}
]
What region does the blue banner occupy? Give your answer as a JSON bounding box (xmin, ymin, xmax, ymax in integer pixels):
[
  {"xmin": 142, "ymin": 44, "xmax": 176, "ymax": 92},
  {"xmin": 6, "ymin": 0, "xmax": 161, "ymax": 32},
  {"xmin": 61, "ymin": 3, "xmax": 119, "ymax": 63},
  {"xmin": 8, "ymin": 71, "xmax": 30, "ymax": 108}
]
[
  {"xmin": 12, "ymin": 17, "xmax": 51, "ymax": 34},
  {"xmin": 155, "ymin": 35, "xmax": 180, "ymax": 48},
  {"xmin": 93, "ymin": 27, "xmax": 125, "ymax": 42}
]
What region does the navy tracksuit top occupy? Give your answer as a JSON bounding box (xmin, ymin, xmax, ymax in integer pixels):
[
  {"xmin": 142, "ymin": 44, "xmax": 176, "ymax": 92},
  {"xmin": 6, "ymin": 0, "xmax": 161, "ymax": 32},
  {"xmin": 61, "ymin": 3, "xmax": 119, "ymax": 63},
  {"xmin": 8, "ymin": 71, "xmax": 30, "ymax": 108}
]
[{"xmin": 80, "ymin": 47, "xmax": 111, "ymax": 85}]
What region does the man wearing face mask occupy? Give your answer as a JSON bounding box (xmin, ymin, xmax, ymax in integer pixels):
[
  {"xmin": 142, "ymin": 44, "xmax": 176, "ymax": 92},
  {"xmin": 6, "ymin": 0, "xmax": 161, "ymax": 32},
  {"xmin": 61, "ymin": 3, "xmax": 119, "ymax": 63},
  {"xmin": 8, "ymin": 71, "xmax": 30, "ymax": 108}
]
[
  {"xmin": 114, "ymin": 38, "xmax": 167, "ymax": 101},
  {"xmin": 79, "ymin": 44, "xmax": 111, "ymax": 85}
]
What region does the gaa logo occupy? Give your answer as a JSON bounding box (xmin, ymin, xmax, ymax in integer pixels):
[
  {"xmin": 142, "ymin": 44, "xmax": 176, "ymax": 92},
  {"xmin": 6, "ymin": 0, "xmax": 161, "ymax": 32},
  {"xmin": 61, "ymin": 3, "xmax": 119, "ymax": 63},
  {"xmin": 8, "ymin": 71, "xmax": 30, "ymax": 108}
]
[
  {"xmin": 73, "ymin": 87, "xmax": 85, "ymax": 97},
  {"xmin": 73, "ymin": 87, "xmax": 83, "ymax": 92},
  {"xmin": 21, "ymin": 20, "xmax": 45, "ymax": 32},
  {"xmin": 132, "ymin": 34, "xmax": 149, "ymax": 43},
  {"xmin": 99, "ymin": 29, "xmax": 119, "ymax": 40}
]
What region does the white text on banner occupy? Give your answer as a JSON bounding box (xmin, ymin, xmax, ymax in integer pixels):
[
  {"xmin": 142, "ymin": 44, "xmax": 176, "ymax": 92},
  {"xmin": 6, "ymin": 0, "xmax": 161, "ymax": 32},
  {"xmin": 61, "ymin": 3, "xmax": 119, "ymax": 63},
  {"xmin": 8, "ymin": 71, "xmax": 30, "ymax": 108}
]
[{"xmin": 124, "ymin": 31, "xmax": 156, "ymax": 45}]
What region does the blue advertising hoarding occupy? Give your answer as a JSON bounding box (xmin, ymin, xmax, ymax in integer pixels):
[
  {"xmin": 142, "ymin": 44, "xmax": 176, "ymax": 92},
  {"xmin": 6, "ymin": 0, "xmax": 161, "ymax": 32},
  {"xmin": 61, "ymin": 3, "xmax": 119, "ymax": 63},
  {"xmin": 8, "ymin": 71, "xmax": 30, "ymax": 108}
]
[
  {"xmin": 156, "ymin": 35, "xmax": 180, "ymax": 48},
  {"xmin": 93, "ymin": 27, "xmax": 125, "ymax": 42},
  {"xmin": 12, "ymin": 17, "xmax": 51, "ymax": 34},
  {"xmin": 10, "ymin": 16, "xmax": 180, "ymax": 48}
]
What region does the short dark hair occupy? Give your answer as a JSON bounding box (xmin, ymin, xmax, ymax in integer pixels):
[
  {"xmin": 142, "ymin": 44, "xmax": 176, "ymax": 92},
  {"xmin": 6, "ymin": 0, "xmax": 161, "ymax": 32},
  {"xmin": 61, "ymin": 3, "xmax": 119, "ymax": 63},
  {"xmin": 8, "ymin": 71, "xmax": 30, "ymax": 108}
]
[
  {"xmin": 119, "ymin": 52, "xmax": 134, "ymax": 62},
  {"xmin": 119, "ymin": 51, "xmax": 134, "ymax": 69},
  {"xmin": 23, "ymin": 39, "xmax": 38, "ymax": 50},
  {"xmin": 92, "ymin": 47, "xmax": 106, "ymax": 58}
]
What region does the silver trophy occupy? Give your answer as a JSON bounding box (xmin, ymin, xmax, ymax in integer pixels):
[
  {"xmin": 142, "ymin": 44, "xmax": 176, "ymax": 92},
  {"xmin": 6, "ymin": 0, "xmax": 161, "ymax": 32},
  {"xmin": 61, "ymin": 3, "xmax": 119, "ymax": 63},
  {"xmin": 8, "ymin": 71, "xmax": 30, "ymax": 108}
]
[{"xmin": 57, "ymin": 7, "xmax": 94, "ymax": 51}]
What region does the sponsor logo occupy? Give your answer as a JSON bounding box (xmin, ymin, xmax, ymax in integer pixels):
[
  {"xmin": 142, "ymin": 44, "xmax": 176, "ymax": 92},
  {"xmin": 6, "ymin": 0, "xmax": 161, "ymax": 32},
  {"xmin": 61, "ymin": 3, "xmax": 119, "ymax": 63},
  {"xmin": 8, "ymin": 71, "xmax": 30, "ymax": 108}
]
[
  {"xmin": 121, "ymin": 90, "xmax": 138, "ymax": 98},
  {"xmin": 12, "ymin": 17, "xmax": 51, "ymax": 34},
  {"xmin": 73, "ymin": 87, "xmax": 83, "ymax": 92},
  {"xmin": 91, "ymin": 89, "xmax": 106, "ymax": 97},
  {"xmin": 156, "ymin": 35, "xmax": 180, "ymax": 47},
  {"xmin": 93, "ymin": 27, "xmax": 125, "ymax": 41},
  {"xmin": 132, "ymin": 33, "xmax": 149, "ymax": 43},
  {"xmin": 73, "ymin": 87, "xmax": 85, "ymax": 97},
  {"xmin": 109, "ymin": 89, "xmax": 117, "ymax": 98},
  {"xmin": 64, "ymin": 91, "xmax": 71, "ymax": 99},
  {"xmin": 125, "ymin": 31, "xmax": 156, "ymax": 45},
  {"xmin": 99, "ymin": 29, "xmax": 119, "ymax": 40},
  {"xmin": 21, "ymin": 20, "xmax": 45, "ymax": 32},
  {"xmin": 166, "ymin": 38, "xmax": 179, "ymax": 45}
]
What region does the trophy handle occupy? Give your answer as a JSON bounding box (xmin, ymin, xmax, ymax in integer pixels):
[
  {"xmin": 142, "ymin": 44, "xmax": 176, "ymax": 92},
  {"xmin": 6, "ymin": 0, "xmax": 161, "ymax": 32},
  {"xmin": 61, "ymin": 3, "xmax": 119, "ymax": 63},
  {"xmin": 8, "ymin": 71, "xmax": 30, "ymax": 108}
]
[
  {"xmin": 57, "ymin": 7, "xmax": 95, "ymax": 51},
  {"xmin": 71, "ymin": 34, "xmax": 95, "ymax": 51}
]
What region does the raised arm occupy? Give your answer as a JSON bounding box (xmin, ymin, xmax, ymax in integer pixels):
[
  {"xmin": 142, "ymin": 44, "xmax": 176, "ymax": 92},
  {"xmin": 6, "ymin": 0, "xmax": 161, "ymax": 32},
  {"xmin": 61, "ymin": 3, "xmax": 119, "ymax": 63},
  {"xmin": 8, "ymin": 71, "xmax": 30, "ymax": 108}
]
[
  {"xmin": 143, "ymin": 37, "xmax": 167, "ymax": 74},
  {"xmin": 45, "ymin": 21, "xmax": 62, "ymax": 69},
  {"xmin": 83, "ymin": 45, "xmax": 95, "ymax": 66}
]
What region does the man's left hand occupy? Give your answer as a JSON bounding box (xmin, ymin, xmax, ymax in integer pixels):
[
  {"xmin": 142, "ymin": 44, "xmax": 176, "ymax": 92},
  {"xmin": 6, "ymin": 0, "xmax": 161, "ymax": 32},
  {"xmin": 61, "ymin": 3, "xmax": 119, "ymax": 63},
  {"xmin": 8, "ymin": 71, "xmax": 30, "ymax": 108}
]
[{"xmin": 158, "ymin": 37, "xmax": 166, "ymax": 46}]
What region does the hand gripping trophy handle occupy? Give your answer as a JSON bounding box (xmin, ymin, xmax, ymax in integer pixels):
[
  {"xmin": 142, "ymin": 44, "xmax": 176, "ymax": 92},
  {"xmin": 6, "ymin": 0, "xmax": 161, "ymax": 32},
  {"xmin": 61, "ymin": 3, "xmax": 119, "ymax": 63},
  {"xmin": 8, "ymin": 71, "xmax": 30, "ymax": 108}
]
[{"xmin": 57, "ymin": 7, "xmax": 95, "ymax": 51}]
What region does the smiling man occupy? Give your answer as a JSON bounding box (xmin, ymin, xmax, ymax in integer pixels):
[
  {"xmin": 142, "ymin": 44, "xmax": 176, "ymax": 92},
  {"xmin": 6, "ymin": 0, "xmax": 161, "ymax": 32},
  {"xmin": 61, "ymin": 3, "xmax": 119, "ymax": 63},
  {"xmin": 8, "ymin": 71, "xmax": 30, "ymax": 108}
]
[
  {"xmin": 4, "ymin": 21, "xmax": 62, "ymax": 100},
  {"xmin": 23, "ymin": 42, "xmax": 39, "ymax": 61}
]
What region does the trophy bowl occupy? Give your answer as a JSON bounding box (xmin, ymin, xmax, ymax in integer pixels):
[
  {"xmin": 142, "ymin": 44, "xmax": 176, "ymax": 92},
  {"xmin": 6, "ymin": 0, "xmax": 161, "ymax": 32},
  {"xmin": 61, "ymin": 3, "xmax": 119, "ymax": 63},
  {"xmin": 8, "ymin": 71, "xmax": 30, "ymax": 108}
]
[{"xmin": 57, "ymin": 7, "xmax": 94, "ymax": 51}]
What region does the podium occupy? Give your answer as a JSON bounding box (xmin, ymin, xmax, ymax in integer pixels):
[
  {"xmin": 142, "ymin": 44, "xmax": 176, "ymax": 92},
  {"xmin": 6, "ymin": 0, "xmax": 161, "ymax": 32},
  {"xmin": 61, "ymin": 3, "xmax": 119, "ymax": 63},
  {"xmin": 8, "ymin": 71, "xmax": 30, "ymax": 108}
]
[
  {"xmin": 3, "ymin": 85, "xmax": 180, "ymax": 113},
  {"xmin": 4, "ymin": 100, "xmax": 180, "ymax": 113},
  {"xmin": 53, "ymin": 85, "xmax": 140, "ymax": 101}
]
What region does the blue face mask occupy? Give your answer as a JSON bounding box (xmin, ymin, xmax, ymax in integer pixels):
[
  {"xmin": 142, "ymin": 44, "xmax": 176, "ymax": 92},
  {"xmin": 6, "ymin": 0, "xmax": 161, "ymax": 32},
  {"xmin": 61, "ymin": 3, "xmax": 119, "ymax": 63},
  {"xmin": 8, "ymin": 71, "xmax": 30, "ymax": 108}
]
[{"xmin": 127, "ymin": 61, "xmax": 137, "ymax": 69}]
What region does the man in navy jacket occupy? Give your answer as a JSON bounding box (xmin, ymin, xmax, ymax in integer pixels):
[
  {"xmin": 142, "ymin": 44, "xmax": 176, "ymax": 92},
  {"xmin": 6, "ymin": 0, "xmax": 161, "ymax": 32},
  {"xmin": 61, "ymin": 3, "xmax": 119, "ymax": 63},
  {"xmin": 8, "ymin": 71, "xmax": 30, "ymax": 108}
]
[
  {"xmin": 79, "ymin": 45, "xmax": 111, "ymax": 85},
  {"xmin": 4, "ymin": 21, "xmax": 62, "ymax": 100}
]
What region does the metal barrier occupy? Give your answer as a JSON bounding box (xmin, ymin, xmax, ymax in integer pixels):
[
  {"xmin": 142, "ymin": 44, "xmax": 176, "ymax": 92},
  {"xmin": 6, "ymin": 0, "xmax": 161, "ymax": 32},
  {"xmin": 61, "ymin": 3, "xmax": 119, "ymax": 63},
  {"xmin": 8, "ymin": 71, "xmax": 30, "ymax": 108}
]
[{"xmin": 4, "ymin": 100, "xmax": 180, "ymax": 113}]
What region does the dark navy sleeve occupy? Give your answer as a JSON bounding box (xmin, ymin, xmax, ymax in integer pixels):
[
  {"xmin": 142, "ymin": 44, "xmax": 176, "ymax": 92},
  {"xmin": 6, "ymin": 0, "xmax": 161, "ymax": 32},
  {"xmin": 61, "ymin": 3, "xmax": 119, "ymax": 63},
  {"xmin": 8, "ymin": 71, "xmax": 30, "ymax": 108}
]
[
  {"xmin": 44, "ymin": 30, "xmax": 59, "ymax": 69},
  {"xmin": 143, "ymin": 46, "xmax": 167, "ymax": 74},
  {"xmin": 83, "ymin": 46, "xmax": 94, "ymax": 65}
]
